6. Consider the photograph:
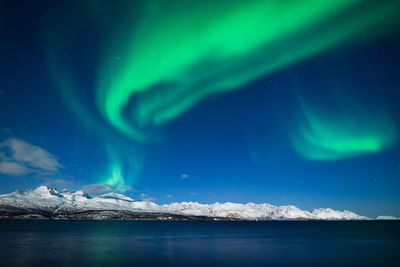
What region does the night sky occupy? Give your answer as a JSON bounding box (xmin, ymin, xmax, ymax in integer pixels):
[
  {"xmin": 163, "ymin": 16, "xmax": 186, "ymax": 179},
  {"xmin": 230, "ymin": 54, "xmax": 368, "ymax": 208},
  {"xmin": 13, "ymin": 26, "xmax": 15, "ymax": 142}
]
[{"xmin": 1, "ymin": 0, "xmax": 400, "ymax": 217}]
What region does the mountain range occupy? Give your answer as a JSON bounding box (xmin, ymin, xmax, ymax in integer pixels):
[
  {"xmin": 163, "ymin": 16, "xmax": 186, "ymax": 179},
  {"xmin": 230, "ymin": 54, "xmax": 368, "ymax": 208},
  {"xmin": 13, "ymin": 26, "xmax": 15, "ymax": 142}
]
[{"xmin": 0, "ymin": 186, "xmax": 375, "ymax": 220}]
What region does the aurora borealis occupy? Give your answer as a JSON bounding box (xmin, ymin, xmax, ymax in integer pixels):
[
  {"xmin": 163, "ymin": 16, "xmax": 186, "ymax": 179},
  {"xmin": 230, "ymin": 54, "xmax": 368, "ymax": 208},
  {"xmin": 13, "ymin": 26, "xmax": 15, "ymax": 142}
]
[
  {"xmin": 1, "ymin": 0, "xmax": 400, "ymax": 217},
  {"xmin": 96, "ymin": 0, "xmax": 398, "ymax": 142},
  {"xmin": 292, "ymin": 91, "xmax": 398, "ymax": 160}
]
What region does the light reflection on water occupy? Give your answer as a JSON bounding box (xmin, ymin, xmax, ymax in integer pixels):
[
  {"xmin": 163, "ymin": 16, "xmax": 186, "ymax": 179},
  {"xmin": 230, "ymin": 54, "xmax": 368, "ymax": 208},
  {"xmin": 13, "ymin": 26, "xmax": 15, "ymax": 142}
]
[{"xmin": 0, "ymin": 220, "xmax": 399, "ymax": 266}]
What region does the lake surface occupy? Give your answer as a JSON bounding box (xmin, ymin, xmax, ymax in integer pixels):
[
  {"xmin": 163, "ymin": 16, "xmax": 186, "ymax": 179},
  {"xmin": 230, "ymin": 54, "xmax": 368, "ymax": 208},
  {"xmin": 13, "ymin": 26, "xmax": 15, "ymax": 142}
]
[{"xmin": 0, "ymin": 220, "xmax": 399, "ymax": 266}]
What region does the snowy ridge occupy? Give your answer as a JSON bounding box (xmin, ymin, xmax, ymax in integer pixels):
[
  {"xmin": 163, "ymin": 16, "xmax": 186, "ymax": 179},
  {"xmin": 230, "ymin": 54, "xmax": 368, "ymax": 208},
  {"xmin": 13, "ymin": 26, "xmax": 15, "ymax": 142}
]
[
  {"xmin": 0, "ymin": 186, "xmax": 370, "ymax": 220},
  {"xmin": 161, "ymin": 202, "xmax": 369, "ymax": 220},
  {"xmin": 376, "ymin": 215, "xmax": 399, "ymax": 220}
]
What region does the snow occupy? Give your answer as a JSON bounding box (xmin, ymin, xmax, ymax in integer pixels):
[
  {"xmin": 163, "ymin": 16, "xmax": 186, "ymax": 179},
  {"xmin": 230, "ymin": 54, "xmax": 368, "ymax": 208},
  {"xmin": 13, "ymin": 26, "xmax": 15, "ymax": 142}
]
[
  {"xmin": 311, "ymin": 208, "xmax": 369, "ymax": 220},
  {"xmin": 0, "ymin": 186, "xmax": 371, "ymax": 220},
  {"xmin": 376, "ymin": 215, "xmax": 398, "ymax": 220},
  {"xmin": 161, "ymin": 202, "xmax": 368, "ymax": 220}
]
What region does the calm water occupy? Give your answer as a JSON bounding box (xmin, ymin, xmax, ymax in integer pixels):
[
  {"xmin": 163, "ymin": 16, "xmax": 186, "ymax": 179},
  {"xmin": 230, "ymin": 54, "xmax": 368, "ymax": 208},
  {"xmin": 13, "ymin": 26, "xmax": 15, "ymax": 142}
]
[{"xmin": 0, "ymin": 220, "xmax": 399, "ymax": 266}]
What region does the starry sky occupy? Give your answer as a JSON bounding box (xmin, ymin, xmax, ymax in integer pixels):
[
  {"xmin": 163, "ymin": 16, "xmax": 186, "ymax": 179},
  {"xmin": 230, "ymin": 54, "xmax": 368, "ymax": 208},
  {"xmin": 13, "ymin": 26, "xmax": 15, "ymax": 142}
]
[{"xmin": 1, "ymin": 0, "xmax": 400, "ymax": 217}]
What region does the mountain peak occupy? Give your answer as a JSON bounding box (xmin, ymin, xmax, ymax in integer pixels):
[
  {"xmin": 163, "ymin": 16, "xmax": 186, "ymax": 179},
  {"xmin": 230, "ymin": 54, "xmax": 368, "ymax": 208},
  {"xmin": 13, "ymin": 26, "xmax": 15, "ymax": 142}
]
[
  {"xmin": 34, "ymin": 185, "xmax": 53, "ymax": 192},
  {"xmin": 32, "ymin": 186, "xmax": 63, "ymax": 197}
]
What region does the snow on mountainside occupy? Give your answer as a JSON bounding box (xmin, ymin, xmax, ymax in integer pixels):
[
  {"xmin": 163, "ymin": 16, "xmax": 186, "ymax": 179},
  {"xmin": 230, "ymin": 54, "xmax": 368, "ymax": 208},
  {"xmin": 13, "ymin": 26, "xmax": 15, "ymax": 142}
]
[
  {"xmin": 0, "ymin": 186, "xmax": 159, "ymax": 214},
  {"xmin": 0, "ymin": 186, "xmax": 370, "ymax": 220},
  {"xmin": 376, "ymin": 215, "xmax": 398, "ymax": 220},
  {"xmin": 161, "ymin": 202, "xmax": 369, "ymax": 220},
  {"xmin": 311, "ymin": 208, "xmax": 367, "ymax": 220}
]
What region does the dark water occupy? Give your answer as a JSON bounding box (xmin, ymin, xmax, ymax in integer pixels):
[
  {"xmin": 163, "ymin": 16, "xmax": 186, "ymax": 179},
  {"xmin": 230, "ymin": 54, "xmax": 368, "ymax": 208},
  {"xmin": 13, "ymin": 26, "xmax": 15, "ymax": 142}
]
[{"xmin": 0, "ymin": 220, "xmax": 399, "ymax": 266}]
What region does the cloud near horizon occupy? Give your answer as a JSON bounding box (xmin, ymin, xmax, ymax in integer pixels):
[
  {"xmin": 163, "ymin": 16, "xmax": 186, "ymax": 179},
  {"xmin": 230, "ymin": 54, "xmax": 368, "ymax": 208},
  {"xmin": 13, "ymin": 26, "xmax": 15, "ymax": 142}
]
[
  {"xmin": 140, "ymin": 193, "xmax": 156, "ymax": 202},
  {"xmin": 0, "ymin": 161, "xmax": 30, "ymax": 176},
  {"xmin": 40, "ymin": 178, "xmax": 73, "ymax": 188},
  {"xmin": 0, "ymin": 138, "xmax": 63, "ymax": 176},
  {"xmin": 82, "ymin": 183, "xmax": 134, "ymax": 196}
]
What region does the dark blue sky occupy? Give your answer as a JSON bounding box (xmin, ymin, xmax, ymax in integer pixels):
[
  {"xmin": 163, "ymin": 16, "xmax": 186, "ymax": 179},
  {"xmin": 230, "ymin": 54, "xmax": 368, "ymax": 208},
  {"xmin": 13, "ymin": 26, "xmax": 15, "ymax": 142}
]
[{"xmin": 1, "ymin": 0, "xmax": 400, "ymax": 217}]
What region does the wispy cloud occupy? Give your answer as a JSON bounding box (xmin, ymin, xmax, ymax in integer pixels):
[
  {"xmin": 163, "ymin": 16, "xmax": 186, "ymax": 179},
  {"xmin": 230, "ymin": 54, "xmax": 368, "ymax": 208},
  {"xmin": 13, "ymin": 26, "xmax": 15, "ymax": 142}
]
[
  {"xmin": 0, "ymin": 138, "xmax": 63, "ymax": 176},
  {"xmin": 41, "ymin": 178, "xmax": 73, "ymax": 188},
  {"xmin": 181, "ymin": 173, "xmax": 189, "ymax": 179},
  {"xmin": 0, "ymin": 161, "xmax": 30, "ymax": 176},
  {"xmin": 140, "ymin": 193, "xmax": 155, "ymax": 202},
  {"xmin": 82, "ymin": 183, "xmax": 134, "ymax": 196},
  {"xmin": 166, "ymin": 194, "xmax": 173, "ymax": 199}
]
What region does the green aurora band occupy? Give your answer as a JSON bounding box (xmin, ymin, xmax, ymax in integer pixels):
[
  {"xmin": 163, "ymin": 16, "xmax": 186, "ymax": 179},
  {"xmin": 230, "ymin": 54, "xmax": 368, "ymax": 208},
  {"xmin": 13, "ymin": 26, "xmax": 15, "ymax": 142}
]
[
  {"xmin": 292, "ymin": 92, "xmax": 398, "ymax": 160},
  {"xmin": 97, "ymin": 0, "xmax": 399, "ymax": 142},
  {"xmin": 48, "ymin": 0, "xmax": 400, "ymax": 187}
]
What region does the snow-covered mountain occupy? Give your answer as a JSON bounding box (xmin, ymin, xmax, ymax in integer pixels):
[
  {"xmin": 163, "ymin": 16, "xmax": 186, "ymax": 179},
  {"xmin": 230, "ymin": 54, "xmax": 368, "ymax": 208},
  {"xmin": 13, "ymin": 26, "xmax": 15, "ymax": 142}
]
[
  {"xmin": 0, "ymin": 186, "xmax": 369, "ymax": 220},
  {"xmin": 161, "ymin": 202, "xmax": 368, "ymax": 220},
  {"xmin": 376, "ymin": 215, "xmax": 399, "ymax": 220}
]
